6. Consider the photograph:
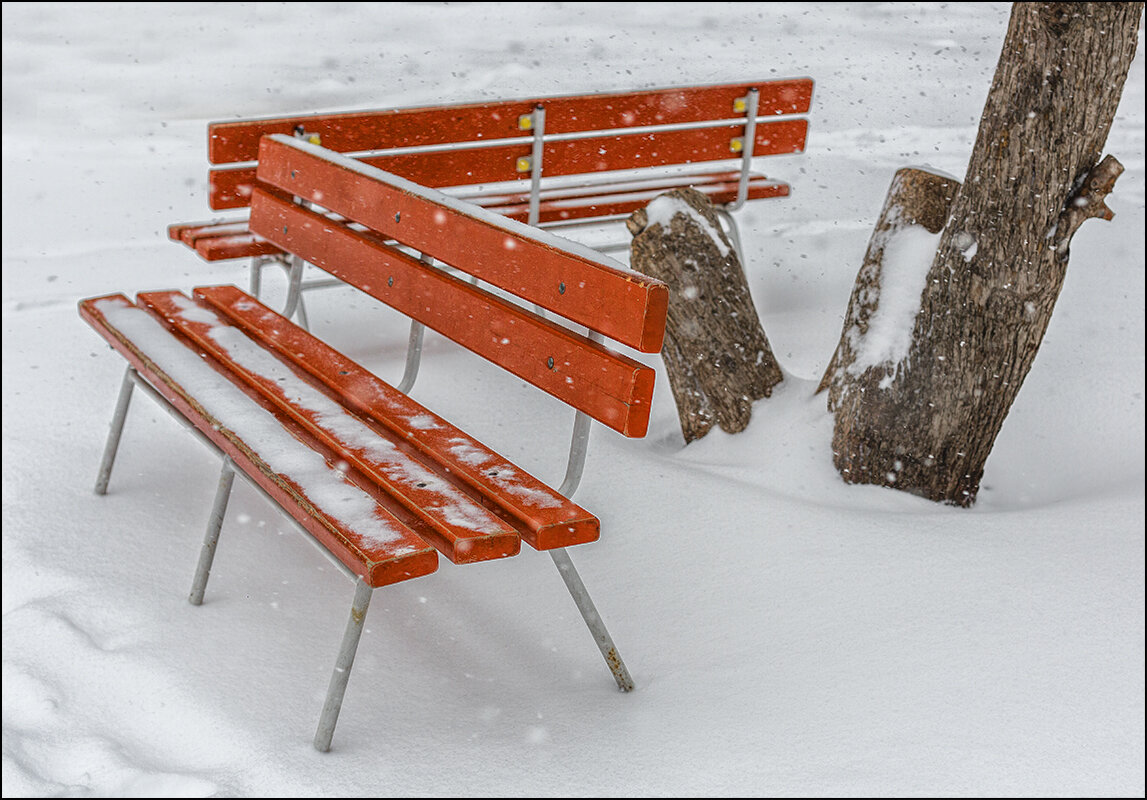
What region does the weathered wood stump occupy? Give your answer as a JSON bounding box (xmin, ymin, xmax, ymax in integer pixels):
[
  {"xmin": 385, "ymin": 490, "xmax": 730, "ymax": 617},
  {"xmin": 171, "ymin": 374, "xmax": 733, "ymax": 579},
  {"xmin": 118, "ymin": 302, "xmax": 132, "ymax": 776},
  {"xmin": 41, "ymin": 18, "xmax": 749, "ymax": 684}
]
[
  {"xmin": 627, "ymin": 188, "xmax": 783, "ymax": 443},
  {"xmin": 818, "ymin": 167, "xmax": 960, "ymax": 408}
]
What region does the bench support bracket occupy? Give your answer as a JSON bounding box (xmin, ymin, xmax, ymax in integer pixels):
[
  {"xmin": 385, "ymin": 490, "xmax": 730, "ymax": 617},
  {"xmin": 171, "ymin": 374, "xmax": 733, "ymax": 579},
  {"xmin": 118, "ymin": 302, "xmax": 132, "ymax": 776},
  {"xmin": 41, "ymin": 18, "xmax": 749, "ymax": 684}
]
[{"xmin": 281, "ymin": 255, "xmax": 312, "ymax": 331}]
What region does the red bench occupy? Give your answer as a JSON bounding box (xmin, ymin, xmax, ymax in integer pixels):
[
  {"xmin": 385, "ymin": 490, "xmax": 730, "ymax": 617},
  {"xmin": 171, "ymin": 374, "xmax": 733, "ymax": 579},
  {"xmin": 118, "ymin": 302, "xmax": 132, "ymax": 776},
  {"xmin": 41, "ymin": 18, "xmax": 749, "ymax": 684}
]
[
  {"xmin": 170, "ymin": 79, "xmax": 812, "ymax": 318},
  {"xmin": 83, "ymin": 134, "xmax": 668, "ymax": 751}
]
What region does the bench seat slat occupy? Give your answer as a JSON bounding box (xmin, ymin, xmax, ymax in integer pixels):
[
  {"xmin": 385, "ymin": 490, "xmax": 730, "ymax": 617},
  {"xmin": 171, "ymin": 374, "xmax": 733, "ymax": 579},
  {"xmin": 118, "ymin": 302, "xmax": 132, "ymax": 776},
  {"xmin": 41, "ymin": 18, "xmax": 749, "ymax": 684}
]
[
  {"xmin": 169, "ymin": 172, "xmax": 787, "ymax": 263},
  {"xmin": 208, "ymin": 118, "xmax": 808, "ymax": 211},
  {"xmin": 254, "ymin": 135, "xmax": 668, "ymax": 353},
  {"xmin": 168, "ymin": 222, "xmax": 284, "ymax": 261},
  {"xmin": 476, "ymin": 175, "xmax": 790, "ymax": 225},
  {"xmin": 249, "ymin": 188, "xmax": 657, "ymax": 436},
  {"xmin": 458, "ymin": 170, "xmax": 775, "ymax": 207},
  {"xmin": 78, "ymin": 293, "xmax": 440, "ymax": 588},
  {"xmin": 168, "ymin": 221, "xmax": 251, "ymax": 242},
  {"xmin": 208, "ymin": 78, "xmax": 814, "ymax": 164},
  {"xmin": 136, "ymin": 290, "xmax": 523, "ymax": 565},
  {"xmin": 194, "ymin": 285, "xmax": 603, "ymax": 551}
]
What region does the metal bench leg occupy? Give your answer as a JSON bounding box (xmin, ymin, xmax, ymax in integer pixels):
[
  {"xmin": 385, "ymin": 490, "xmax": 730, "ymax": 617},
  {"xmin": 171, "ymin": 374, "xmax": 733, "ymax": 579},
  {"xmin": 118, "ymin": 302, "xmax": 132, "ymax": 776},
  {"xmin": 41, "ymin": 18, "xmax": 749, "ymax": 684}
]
[
  {"xmin": 549, "ymin": 548, "xmax": 635, "ymax": 693},
  {"xmin": 249, "ymin": 255, "xmax": 270, "ymax": 299},
  {"xmin": 280, "ymin": 256, "xmax": 311, "ymax": 331},
  {"xmin": 314, "ymin": 578, "xmax": 374, "ymax": 752},
  {"xmin": 94, "ymin": 366, "xmax": 137, "ymax": 495},
  {"xmin": 188, "ymin": 457, "xmax": 236, "ymax": 606},
  {"xmin": 715, "ymin": 206, "xmax": 748, "ymax": 266},
  {"xmin": 396, "ymin": 320, "xmax": 425, "ymax": 394}
]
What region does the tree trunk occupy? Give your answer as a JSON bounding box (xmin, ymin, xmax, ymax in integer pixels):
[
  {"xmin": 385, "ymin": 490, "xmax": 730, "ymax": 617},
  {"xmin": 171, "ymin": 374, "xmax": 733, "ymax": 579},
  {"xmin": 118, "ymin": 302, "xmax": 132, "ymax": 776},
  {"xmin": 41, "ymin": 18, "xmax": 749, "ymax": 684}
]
[
  {"xmin": 828, "ymin": 1, "xmax": 1141, "ymax": 506},
  {"xmin": 627, "ymin": 188, "xmax": 783, "ymax": 443}
]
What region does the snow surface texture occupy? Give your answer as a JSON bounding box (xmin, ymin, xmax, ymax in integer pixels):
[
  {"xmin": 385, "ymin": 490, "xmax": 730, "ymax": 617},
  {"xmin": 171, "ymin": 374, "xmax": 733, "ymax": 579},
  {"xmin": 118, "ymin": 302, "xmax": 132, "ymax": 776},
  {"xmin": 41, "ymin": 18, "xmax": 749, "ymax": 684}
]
[{"xmin": 2, "ymin": 3, "xmax": 1143, "ymax": 796}]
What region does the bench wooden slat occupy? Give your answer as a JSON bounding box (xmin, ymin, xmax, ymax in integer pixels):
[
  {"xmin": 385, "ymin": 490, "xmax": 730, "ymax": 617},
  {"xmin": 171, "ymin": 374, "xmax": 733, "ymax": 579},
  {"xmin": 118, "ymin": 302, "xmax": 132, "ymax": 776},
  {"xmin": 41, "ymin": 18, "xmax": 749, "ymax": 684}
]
[
  {"xmin": 136, "ymin": 290, "xmax": 524, "ymax": 565},
  {"xmin": 253, "ymin": 134, "xmax": 668, "ymax": 353},
  {"xmin": 193, "ymin": 284, "xmax": 602, "ymax": 551},
  {"xmin": 79, "ymin": 293, "xmax": 441, "ymax": 588},
  {"xmin": 171, "ymin": 173, "xmax": 788, "ymax": 258},
  {"xmin": 168, "ymin": 222, "xmax": 284, "ymax": 261},
  {"xmin": 168, "ymin": 221, "xmax": 249, "ymax": 242},
  {"xmin": 477, "ymin": 175, "xmax": 791, "ymax": 225},
  {"xmin": 208, "ymin": 118, "xmax": 809, "ymax": 211},
  {"xmin": 208, "ymin": 78, "xmax": 814, "ymax": 164},
  {"xmin": 194, "ymin": 233, "xmax": 281, "ymax": 261},
  {"xmin": 459, "ymin": 169, "xmax": 772, "ymax": 207},
  {"xmin": 249, "ymin": 187, "xmax": 657, "ymax": 437}
]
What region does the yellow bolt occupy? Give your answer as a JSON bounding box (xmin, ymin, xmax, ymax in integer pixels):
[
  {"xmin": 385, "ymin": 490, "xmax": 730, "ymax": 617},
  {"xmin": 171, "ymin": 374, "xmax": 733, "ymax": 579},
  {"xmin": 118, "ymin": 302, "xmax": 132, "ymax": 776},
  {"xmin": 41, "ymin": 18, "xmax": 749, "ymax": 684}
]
[
  {"xmin": 733, "ymin": 97, "xmax": 747, "ymax": 113},
  {"xmin": 518, "ymin": 114, "xmax": 534, "ymax": 131},
  {"xmin": 516, "ymin": 156, "xmax": 532, "ymax": 172},
  {"xmin": 729, "ymin": 137, "xmax": 744, "ymax": 153},
  {"xmin": 307, "ymin": 134, "xmax": 321, "ymax": 145}
]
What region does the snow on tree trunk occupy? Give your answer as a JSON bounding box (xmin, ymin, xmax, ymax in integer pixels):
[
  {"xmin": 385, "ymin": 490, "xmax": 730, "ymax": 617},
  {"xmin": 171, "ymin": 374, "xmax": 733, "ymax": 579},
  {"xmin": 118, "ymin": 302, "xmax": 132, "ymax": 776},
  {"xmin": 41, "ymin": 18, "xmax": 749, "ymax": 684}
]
[
  {"xmin": 827, "ymin": 1, "xmax": 1141, "ymax": 507},
  {"xmin": 627, "ymin": 188, "xmax": 783, "ymax": 443},
  {"xmin": 818, "ymin": 168, "xmax": 960, "ymax": 403}
]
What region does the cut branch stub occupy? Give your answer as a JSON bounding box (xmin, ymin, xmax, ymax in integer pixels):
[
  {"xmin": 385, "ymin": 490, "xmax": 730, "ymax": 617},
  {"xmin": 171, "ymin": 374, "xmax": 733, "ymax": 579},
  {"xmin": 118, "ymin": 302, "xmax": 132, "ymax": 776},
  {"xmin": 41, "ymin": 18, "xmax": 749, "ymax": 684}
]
[
  {"xmin": 1053, "ymin": 154, "xmax": 1124, "ymax": 258},
  {"xmin": 628, "ymin": 188, "xmax": 783, "ymax": 443}
]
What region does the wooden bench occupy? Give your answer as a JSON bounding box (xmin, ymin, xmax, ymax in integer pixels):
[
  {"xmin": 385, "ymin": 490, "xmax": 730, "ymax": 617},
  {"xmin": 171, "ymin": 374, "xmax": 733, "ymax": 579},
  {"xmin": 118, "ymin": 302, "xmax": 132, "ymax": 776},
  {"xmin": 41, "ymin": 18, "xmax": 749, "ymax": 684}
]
[
  {"xmin": 82, "ymin": 134, "xmax": 668, "ymax": 752},
  {"xmin": 169, "ymin": 78, "xmax": 812, "ymax": 319}
]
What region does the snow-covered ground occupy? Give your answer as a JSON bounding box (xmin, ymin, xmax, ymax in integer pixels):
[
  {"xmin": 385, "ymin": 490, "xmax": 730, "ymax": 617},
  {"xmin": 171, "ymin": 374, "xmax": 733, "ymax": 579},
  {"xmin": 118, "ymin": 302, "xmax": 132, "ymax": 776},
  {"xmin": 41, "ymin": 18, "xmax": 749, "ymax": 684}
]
[{"xmin": 3, "ymin": 3, "xmax": 1143, "ymax": 796}]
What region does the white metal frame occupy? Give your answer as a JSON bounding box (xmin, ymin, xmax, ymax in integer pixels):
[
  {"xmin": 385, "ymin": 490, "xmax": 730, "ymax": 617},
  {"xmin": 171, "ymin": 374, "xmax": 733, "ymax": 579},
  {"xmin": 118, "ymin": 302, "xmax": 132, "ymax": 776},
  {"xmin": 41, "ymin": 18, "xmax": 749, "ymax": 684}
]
[{"xmin": 94, "ymin": 285, "xmax": 636, "ymax": 753}]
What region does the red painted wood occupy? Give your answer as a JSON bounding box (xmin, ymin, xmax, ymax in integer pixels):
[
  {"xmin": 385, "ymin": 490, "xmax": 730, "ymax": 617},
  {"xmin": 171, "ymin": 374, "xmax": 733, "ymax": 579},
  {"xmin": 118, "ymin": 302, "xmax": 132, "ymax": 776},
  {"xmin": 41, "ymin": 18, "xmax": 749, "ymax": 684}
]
[
  {"xmin": 208, "ymin": 118, "xmax": 809, "ymax": 211},
  {"xmin": 459, "ymin": 169, "xmax": 761, "ymax": 207},
  {"xmin": 478, "ymin": 176, "xmax": 790, "ymax": 225},
  {"xmin": 249, "ymin": 188, "xmax": 657, "ymax": 437},
  {"xmin": 137, "ymin": 290, "xmax": 523, "ymax": 565},
  {"xmin": 169, "ymin": 220, "xmax": 249, "ymax": 242},
  {"xmin": 208, "ymin": 79, "xmax": 814, "ymax": 164},
  {"xmin": 78, "ymin": 293, "xmax": 440, "ymax": 588},
  {"xmin": 194, "ymin": 285, "xmax": 601, "ymax": 550},
  {"xmin": 167, "ymin": 221, "xmax": 284, "ymax": 261},
  {"xmin": 195, "ymin": 233, "xmax": 282, "ymax": 261},
  {"xmin": 253, "ymin": 135, "xmax": 668, "ymax": 353},
  {"xmin": 189, "ymin": 171, "xmax": 787, "ymax": 240}
]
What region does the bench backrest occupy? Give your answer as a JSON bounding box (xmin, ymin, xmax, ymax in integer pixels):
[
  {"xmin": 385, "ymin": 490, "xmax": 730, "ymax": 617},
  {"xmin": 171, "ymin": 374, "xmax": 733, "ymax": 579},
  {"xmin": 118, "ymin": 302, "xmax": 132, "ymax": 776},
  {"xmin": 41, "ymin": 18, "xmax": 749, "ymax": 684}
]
[
  {"xmin": 248, "ymin": 134, "xmax": 668, "ymax": 437},
  {"xmin": 210, "ymin": 79, "xmax": 813, "ymax": 210}
]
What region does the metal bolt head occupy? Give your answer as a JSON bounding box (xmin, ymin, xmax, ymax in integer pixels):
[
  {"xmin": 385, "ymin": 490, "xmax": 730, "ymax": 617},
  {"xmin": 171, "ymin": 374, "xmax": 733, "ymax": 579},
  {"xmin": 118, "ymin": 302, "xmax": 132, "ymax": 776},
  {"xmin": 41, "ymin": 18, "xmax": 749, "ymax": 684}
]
[
  {"xmin": 387, "ymin": 276, "xmax": 394, "ymax": 287},
  {"xmin": 558, "ymin": 282, "xmax": 566, "ymax": 295},
  {"xmin": 547, "ymin": 357, "xmax": 555, "ymax": 369}
]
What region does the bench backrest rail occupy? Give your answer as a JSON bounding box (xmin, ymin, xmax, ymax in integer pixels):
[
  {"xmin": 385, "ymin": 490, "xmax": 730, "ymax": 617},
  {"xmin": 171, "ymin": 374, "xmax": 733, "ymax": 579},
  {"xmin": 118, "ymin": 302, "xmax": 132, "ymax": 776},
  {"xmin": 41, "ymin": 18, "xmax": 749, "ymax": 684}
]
[
  {"xmin": 251, "ymin": 135, "xmax": 666, "ymax": 440},
  {"xmin": 206, "ymin": 79, "xmax": 813, "ymax": 211}
]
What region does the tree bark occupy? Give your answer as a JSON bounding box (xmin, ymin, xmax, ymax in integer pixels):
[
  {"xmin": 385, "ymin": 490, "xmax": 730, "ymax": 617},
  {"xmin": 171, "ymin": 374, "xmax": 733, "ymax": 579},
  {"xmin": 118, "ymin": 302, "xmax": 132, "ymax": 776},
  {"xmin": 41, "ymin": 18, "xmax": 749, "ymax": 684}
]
[
  {"xmin": 818, "ymin": 168, "xmax": 960, "ymax": 405},
  {"xmin": 829, "ymin": 1, "xmax": 1141, "ymax": 506},
  {"xmin": 628, "ymin": 188, "xmax": 783, "ymax": 443}
]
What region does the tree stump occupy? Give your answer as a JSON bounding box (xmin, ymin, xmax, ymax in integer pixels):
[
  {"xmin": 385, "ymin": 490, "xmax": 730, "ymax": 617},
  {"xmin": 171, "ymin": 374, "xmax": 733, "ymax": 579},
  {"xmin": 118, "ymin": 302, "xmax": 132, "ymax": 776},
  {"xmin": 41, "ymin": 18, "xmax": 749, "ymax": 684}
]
[
  {"xmin": 818, "ymin": 167, "xmax": 960, "ymax": 407},
  {"xmin": 627, "ymin": 188, "xmax": 783, "ymax": 443},
  {"xmin": 826, "ymin": 1, "xmax": 1140, "ymax": 506}
]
